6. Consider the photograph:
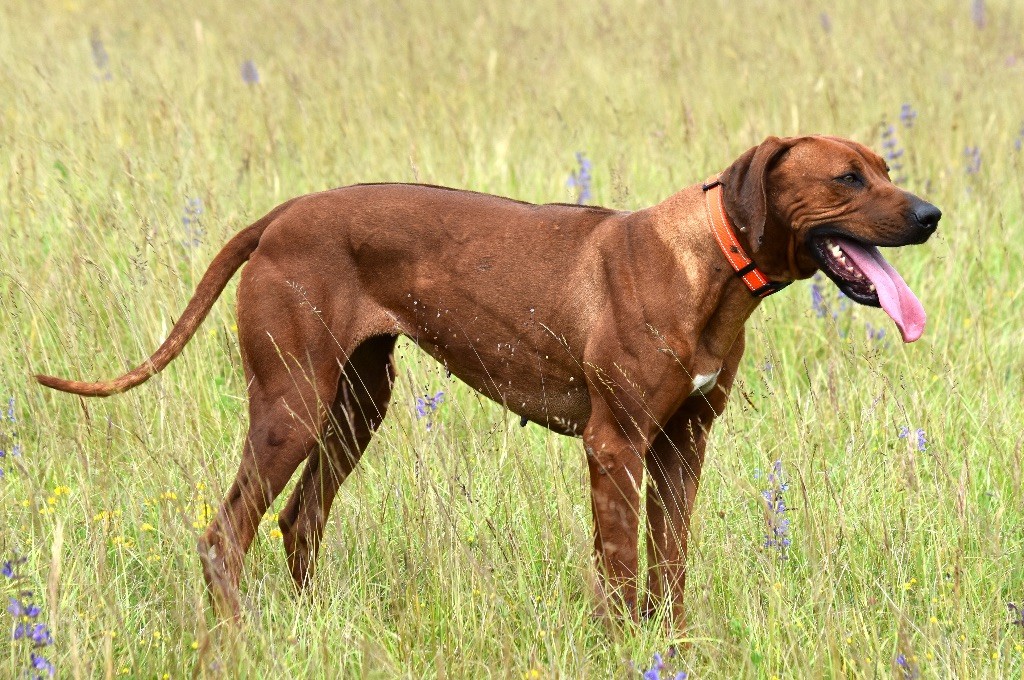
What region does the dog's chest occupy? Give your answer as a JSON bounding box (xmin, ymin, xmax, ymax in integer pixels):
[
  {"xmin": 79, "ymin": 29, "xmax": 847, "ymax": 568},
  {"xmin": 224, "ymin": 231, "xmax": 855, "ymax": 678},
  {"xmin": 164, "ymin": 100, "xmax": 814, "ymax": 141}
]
[{"xmin": 689, "ymin": 369, "xmax": 721, "ymax": 396}]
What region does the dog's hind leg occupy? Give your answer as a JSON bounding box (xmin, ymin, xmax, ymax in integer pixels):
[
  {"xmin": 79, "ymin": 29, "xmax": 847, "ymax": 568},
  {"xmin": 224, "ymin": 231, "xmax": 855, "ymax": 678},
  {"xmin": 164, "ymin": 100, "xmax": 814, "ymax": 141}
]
[
  {"xmin": 198, "ymin": 283, "xmax": 346, "ymax": 618},
  {"xmin": 278, "ymin": 334, "xmax": 398, "ymax": 589}
]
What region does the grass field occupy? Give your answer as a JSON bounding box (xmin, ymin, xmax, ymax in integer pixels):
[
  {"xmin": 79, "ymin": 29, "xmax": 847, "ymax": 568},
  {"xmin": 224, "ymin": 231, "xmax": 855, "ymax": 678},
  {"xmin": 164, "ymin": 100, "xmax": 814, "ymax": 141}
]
[{"xmin": 2, "ymin": 0, "xmax": 1024, "ymax": 677}]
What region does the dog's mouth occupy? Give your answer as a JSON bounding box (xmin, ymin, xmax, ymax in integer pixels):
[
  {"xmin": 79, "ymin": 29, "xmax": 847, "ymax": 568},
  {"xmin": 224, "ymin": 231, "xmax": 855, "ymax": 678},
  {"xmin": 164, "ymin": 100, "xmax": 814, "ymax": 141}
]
[{"xmin": 809, "ymin": 232, "xmax": 926, "ymax": 343}]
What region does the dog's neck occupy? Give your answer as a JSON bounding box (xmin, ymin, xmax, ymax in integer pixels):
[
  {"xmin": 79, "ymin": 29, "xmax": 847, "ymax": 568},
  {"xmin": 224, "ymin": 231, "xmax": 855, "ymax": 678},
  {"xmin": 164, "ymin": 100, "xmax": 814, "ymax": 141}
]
[
  {"xmin": 701, "ymin": 179, "xmax": 793, "ymax": 298},
  {"xmin": 630, "ymin": 186, "xmax": 767, "ymax": 359},
  {"xmin": 653, "ymin": 183, "xmax": 803, "ymax": 291}
]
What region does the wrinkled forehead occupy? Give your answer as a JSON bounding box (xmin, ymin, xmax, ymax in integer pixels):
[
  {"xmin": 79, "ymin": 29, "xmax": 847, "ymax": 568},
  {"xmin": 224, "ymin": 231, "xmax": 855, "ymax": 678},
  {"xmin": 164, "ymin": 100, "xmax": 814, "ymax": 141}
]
[{"xmin": 785, "ymin": 136, "xmax": 889, "ymax": 173}]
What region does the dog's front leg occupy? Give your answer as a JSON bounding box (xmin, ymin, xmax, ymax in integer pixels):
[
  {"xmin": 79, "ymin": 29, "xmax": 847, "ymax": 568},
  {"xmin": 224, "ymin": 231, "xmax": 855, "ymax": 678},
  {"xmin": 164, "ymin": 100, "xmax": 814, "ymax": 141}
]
[
  {"xmin": 644, "ymin": 331, "xmax": 745, "ymax": 631},
  {"xmin": 579, "ymin": 304, "xmax": 705, "ymax": 621}
]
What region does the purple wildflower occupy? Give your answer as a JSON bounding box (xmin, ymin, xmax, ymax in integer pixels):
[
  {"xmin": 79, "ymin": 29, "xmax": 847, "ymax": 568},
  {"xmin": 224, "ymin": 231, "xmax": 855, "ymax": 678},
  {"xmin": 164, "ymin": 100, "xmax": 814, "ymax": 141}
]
[
  {"xmin": 819, "ymin": 12, "xmax": 832, "ymax": 34},
  {"xmin": 90, "ymin": 28, "xmax": 108, "ymax": 70},
  {"xmin": 899, "ymin": 103, "xmax": 917, "ymax": 128},
  {"xmin": 964, "ymin": 146, "xmax": 981, "ymax": 175},
  {"xmin": 6, "ymin": 562, "xmax": 55, "ymax": 678},
  {"xmin": 30, "ymin": 652, "xmax": 55, "ymax": 677},
  {"xmin": 865, "ymin": 322, "xmax": 887, "ymax": 343},
  {"xmin": 89, "ymin": 32, "xmax": 108, "ymax": 70},
  {"xmin": 898, "ymin": 426, "xmax": 926, "ymax": 452},
  {"xmin": 971, "ymin": 0, "xmax": 986, "ymax": 28},
  {"xmin": 1014, "ymin": 124, "xmax": 1024, "ymax": 152},
  {"xmin": 1, "ymin": 397, "xmax": 19, "ymax": 478},
  {"xmin": 895, "ymin": 652, "xmax": 919, "ymax": 679},
  {"xmin": 567, "ymin": 152, "xmax": 593, "ymax": 204},
  {"xmin": 181, "ymin": 197, "xmax": 204, "ymax": 249},
  {"xmin": 241, "ymin": 59, "xmax": 260, "ymax": 85},
  {"xmin": 28, "ymin": 623, "xmax": 54, "ymax": 647},
  {"xmin": 415, "ymin": 391, "xmax": 445, "ymax": 430},
  {"xmin": 640, "ymin": 652, "xmax": 664, "ymax": 679},
  {"xmin": 89, "ymin": 28, "xmax": 112, "ymax": 81},
  {"xmin": 761, "ymin": 460, "xmax": 791, "ymax": 558},
  {"xmin": 8, "ymin": 597, "xmax": 41, "ymax": 618},
  {"xmin": 811, "ymin": 274, "xmax": 827, "ymax": 317},
  {"xmin": 1, "ymin": 556, "xmax": 24, "ymax": 579},
  {"xmin": 638, "ymin": 651, "xmax": 687, "ymax": 680},
  {"xmin": 14, "ymin": 622, "xmax": 53, "ymax": 647},
  {"xmin": 881, "ymin": 123, "xmax": 907, "ymax": 183}
]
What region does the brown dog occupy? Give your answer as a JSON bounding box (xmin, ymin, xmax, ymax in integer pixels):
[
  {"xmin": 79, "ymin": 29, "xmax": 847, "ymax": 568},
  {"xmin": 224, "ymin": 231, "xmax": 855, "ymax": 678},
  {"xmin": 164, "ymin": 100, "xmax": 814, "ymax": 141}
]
[{"xmin": 37, "ymin": 135, "xmax": 940, "ymax": 624}]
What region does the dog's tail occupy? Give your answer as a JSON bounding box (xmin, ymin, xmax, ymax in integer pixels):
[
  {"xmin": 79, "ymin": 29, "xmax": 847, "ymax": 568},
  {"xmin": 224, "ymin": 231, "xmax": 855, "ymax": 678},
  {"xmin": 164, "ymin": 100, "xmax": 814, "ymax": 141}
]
[{"xmin": 35, "ymin": 200, "xmax": 296, "ymax": 398}]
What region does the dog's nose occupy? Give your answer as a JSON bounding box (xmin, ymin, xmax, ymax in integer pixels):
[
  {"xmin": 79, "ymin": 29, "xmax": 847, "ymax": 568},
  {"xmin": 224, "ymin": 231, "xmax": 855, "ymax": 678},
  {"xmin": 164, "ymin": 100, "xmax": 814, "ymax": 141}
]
[{"xmin": 914, "ymin": 202, "xmax": 942, "ymax": 232}]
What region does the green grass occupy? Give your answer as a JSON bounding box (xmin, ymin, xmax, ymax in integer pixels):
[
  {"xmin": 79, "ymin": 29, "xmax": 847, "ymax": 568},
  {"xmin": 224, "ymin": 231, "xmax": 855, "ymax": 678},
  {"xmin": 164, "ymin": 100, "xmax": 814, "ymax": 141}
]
[{"xmin": 2, "ymin": 0, "xmax": 1024, "ymax": 677}]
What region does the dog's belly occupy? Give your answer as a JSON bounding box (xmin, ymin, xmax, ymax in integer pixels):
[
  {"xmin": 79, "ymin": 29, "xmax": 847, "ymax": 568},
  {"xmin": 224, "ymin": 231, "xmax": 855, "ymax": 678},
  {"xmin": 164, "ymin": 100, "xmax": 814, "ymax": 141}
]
[{"xmin": 414, "ymin": 337, "xmax": 591, "ymax": 437}]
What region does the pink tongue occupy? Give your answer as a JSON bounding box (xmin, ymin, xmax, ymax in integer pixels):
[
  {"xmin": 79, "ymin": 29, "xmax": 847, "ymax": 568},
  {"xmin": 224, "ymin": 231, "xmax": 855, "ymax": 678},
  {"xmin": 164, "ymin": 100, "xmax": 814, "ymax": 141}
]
[{"xmin": 836, "ymin": 238, "xmax": 926, "ymax": 343}]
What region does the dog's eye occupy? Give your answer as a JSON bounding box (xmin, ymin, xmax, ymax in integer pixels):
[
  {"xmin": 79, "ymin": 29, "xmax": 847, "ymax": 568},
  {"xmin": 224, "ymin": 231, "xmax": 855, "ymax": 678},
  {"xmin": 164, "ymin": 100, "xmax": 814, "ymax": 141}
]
[{"xmin": 835, "ymin": 172, "xmax": 864, "ymax": 187}]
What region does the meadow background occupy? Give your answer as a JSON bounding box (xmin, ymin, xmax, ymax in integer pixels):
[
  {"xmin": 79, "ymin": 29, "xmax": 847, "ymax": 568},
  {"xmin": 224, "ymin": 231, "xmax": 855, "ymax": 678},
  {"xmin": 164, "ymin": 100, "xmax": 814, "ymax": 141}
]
[{"xmin": 2, "ymin": 0, "xmax": 1023, "ymax": 677}]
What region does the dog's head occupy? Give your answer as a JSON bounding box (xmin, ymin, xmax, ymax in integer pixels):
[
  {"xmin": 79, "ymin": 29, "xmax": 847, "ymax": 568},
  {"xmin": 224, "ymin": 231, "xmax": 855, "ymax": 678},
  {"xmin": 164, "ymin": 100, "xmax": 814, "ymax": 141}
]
[{"xmin": 721, "ymin": 134, "xmax": 941, "ymax": 342}]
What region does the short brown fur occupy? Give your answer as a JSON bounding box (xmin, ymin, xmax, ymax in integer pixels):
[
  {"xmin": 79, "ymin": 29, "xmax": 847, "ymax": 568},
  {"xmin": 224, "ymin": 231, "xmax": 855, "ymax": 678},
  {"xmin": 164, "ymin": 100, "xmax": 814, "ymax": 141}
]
[{"xmin": 37, "ymin": 135, "xmax": 935, "ymax": 626}]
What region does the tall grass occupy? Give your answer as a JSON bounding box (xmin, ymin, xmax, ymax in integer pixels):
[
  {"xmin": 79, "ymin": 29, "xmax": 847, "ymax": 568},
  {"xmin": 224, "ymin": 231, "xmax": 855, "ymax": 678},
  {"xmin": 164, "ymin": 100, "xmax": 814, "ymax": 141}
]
[{"xmin": 2, "ymin": 0, "xmax": 1023, "ymax": 676}]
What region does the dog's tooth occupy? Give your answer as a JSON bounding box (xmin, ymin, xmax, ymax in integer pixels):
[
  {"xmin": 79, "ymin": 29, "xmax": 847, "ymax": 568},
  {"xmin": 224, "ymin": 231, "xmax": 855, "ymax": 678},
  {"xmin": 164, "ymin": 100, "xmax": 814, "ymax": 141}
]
[{"xmin": 868, "ymin": 284, "xmax": 876, "ymax": 292}]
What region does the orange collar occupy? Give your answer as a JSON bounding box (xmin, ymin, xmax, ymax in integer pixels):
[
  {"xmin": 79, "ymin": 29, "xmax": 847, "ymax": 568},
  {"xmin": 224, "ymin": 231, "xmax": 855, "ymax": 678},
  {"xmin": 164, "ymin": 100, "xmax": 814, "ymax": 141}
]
[{"xmin": 702, "ymin": 175, "xmax": 791, "ymax": 298}]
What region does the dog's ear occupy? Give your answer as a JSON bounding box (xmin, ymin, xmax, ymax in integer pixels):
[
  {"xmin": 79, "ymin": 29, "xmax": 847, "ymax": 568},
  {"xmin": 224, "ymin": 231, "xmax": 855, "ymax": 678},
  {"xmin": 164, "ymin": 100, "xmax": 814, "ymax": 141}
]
[{"xmin": 721, "ymin": 136, "xmax": 793, "ymax": 252}]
